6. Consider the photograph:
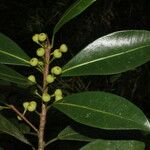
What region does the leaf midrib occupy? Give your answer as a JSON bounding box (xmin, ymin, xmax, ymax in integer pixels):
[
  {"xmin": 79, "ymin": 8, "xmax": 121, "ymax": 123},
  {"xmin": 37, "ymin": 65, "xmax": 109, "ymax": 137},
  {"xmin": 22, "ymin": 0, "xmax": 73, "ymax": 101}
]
[
  {"xmin": 0, "ymin": 49, "xmax": 29, "ymax": 64},
  {"xmin": 0, "ymin": 130, "xmax": 29, "ymax": 144},
  {"xmin": 62, "ymin": 44, "xmax": 150, "ymax": 73},
  {"xmin": 0, "ymin": 71, "xmax": 27, "ymax": 82},
  {"xmin": 55, "ymin": 102, "xmax": 150, "ymax": 130},
  {"xmin": 54, "ymin": 0, "xmax": 81, "ymax": 32},
  {"xmin": 54, "ymin": 0, "xmax": 96, "ymax": 34},
  {"xmin": 0, "ymin": 114, "xmax": 30, "ymax": 145}
]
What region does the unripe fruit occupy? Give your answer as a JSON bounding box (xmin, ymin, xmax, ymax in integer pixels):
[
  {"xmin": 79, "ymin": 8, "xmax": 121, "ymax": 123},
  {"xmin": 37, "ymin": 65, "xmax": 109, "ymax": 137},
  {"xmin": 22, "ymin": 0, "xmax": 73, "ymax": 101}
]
[
  {"xmin": 23, "ymin": 102, "xmax": 29, "ymax": 109},
  {"xmin": 46, "ymin": 74, "xmax": 55, "ymax": 83},
  {"xmin": 28, "ymin": 75, "xmax": 36, "ymax": 83},
  {"xmin": 36, "ymin": 47, "xmax": 45, "ymax": 57},
  {"xmin": 59, "ymin": 44, "xmax": 68, "ymax": 53},
  {"xmin": 17, "ymin": 115, "xmax": 22, "ymax": 121},
  {"xmin": 53, "ymin": 49, "xmax": 62, "ymax": 58},
  {"xmin": 30, "ymin": 58, "xmax": 38, "ymax": 66},
  {"xmin": 54, "ymin": 89, "xmax": 62, "ymax": 96},
  {"xmin": 38, "ymin": 33, "xmax": 47, "ymax": 42},
  {"xmin": 42, "ymin": 93, "xmax": 51, "ymax": 102},
  {"xmin": 55, "ymin": 95, "xmax": 63, "ymax": 102},
  {"xmin": 32, "ymin": 34, "xmax": 39, "ymax": 43},
  {"xmin": 27, "ymin": 101, "xmax": 37, "ymax": 112},
  {"xmin": 51, "ymin": 66, "xmax": 62, "ymax": 75}
]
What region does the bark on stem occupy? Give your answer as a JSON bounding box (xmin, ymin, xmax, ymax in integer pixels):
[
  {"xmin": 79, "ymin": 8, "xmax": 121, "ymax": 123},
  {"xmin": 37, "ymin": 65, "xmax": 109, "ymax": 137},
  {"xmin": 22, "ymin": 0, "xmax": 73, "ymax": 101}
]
[
  {"xmin": 38, "ymin": 39, "xmax": 51, "ymax": 150},
  {"xmin": 9, "ymin": 105, "xmax": 38, "ymax": 133}
]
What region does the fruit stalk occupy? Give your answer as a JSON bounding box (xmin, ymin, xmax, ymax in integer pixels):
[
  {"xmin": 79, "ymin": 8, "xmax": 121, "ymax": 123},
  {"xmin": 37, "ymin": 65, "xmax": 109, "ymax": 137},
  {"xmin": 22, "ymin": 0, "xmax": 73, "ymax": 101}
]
[{"xmin": 38, "ymin": 39, "xmax": 51, "ymax": 150}]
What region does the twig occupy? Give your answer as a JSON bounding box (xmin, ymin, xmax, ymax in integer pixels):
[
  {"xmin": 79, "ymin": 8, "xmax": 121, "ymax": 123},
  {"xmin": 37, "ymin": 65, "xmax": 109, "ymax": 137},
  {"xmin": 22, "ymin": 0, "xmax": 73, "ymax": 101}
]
[
  {"xmin": 38, "ymin": 38, "xmax": 51, "ymax": 150},
  {"xmin": 8, "ymin": 105, "xmax": 38, "ymax": 133}
]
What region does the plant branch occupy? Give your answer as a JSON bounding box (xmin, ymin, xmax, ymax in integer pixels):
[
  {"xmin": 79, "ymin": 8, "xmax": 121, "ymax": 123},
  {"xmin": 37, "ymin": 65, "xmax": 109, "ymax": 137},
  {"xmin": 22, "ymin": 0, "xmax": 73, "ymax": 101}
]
[
  {"xmin": 38, "ymin": 38, "xmax": 51, "ymax": 150},
  {"xmin": 8, "ymin": 104, "xmax": 38, "ymax": 133}
]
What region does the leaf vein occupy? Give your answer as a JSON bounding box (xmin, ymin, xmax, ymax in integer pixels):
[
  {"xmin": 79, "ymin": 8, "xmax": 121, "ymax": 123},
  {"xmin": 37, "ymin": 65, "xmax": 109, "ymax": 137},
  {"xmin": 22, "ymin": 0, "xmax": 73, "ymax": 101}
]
[
  {"xmin": 0, "ymin": 49, "xmax": 29, "ymax": 64},
  {"xmin": 56, "ymin": 102, "xmax": 149, "ymax": 129},
  {"xmin": 62, "ymin": 44, "xmax": 150, "ymax": 73}
]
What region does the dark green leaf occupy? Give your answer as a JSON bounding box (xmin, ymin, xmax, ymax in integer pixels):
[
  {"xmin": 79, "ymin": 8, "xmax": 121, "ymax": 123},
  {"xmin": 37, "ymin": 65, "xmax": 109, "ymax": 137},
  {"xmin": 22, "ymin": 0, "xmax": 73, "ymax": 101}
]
[
  {"xmin": 0, "ymin": 114, "xmax": 31, "ymax": 145},
  {"xmin": 0, "ymin": 33, "xmax": 30, "ymax": 66},
  {"xmin": 58, "ymin": 126, "xmax": 94, "ymax": 141},
  {"xmin": 53, "ymin": 91, "xmax": 150, "ymax": 131},
  {"xmin": 52, "ymin": 0, "xmax": 96, "ymax": 44},
  {"xmin": 0, "ymin": 64, "xmax": 32, "ymax": 86},
  {"xmin": 80, "ymin": 140, "xmax": 145, "ymax": 150},
  {"xmin": 62, "ymin": 30, "xmax": 150, "ymax": 76}
]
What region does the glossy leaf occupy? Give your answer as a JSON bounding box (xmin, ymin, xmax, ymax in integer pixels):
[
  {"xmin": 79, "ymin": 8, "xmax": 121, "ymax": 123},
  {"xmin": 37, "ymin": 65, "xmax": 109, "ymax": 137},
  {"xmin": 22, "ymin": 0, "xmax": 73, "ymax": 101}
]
[
  {"xmin": 0, "ymin": 64, "xmax": 32, "ymax": 86},
  {"xmin": 62, "ymin": 30, "xmax": 150, "ymax": 76},
  {"xmin": 58, "ymin": 126, "xmax": 94, "ymax": 141},
  {"xmin": 0, "ymin": 114, "xmax": 31, "ymax": 145},
  {"xmin": 52, "ymin": 0, "xmax": 96, "ymax": 44},
  {"xmin": 53, "ymin": 91, "xmax": 150, "ymax": 131},
  {"xmin": 80, "ymin": 140, "xmax": 145, "ymax": 150},
  {"xmin": 0, "ymin": 33, "xmax": 30, "ymax": 66}
]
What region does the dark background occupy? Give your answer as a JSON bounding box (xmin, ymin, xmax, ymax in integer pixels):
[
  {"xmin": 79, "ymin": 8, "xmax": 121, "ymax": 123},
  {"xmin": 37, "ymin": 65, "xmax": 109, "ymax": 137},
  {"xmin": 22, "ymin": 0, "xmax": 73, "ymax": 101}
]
[{"xmin": 0, "ymin": 0, "xmax": 150, "ymax": 149}]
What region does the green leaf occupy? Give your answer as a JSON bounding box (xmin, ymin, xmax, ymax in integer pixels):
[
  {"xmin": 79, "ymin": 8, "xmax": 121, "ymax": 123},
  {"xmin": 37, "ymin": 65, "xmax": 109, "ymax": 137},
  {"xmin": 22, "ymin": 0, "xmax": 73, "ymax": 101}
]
[
  {"xmin": 46, "ymin": 126, "xmax": 94, "ymax": 147},
  {"xmin": 0, "ymin": 114, "xmax": 31, "ymax": 145},
  {"xmin": 52, "ymin": 0, "xmax": 96, "ymax": 44},
  {"xmin": 58, "ymin": 126, "xmax": 94, "ymax": 141},
  {"xmin": 53, "ymin": 91, "xmax": 150, "ymax": 131},
  {"xmin": 80, "ymin": 140, "xmax": 145, "ymax": 150},
  {"xmin": 62, "ymin": 30, "xmax": 150, "ymax": 76},
  {"xmin": 0, "ymin": 33, "xmax": 30, "ymax": 66},
  {"xmin": 0, "ymin": 64, "xmax": 32, "ymax": 86}
]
